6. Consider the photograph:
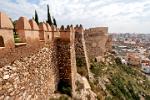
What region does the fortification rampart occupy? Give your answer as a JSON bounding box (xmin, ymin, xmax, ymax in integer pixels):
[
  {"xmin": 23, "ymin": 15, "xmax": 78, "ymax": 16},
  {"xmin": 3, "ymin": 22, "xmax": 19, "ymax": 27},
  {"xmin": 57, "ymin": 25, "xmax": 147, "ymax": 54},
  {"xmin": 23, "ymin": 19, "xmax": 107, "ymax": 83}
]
[
  {"xmin": 74, "ymin": 25, "xmax": 90, "ymax": 77},
  {"xmin": 84, "ymin": 27, "xmax": 110, "ymax": 61},
  {"xmin": 0, "ymin": 12, "xmax": 78, "ymax": 99},
  {"xmin": 0, "ymin": 12, "xmax": 111, "ymax": 99}
]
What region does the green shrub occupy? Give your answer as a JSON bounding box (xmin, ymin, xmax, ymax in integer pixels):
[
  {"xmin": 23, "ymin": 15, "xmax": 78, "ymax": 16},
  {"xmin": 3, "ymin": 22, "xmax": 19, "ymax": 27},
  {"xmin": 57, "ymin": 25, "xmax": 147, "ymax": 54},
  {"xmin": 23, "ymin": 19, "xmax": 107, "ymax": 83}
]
[
  {"xmin": 76, "ymin": 57, "xmax": 88, "ymax": 77},
  {"xmin": 105, "ymin": 96, "xmax": 112, "ymax": 100},
  {"xmin": 115, "ymin": 57, "xmax": 122, "ymax": 65},
  {"xmin": 14, "ymin": 38, "xmax": 22, "ymax": 43},
  {"xmin": 58, "ymin": 81, "xmax": 72, "ymax": 96},
  {"xmin": 111, "ymin": 75, "xmax": 133, "ymax": 99},
  {"xmin": 76, "ymin": 57, "xmax": 85, "ymax": 67},
  {"xmin": 14, "ymin": 33, "xmax": 22, "ymax": 43},
  {"xmin": 90, "ymin": 62, "xmax": 102, "ymax": 77},
  {"xmin": 89, "ymin": 80, "xmax": 106, "ymax": 100},
  {"xmin": 120, "ymin": 65, "xmax": 135, "ymax": 75},
  {"xmin": 145, "ymin": 95, "xmax": 150, "ymax": 100},
  {"xmin": 77, "ymin": 66, "xmax": 88, "ymax": 77},
  {"xmin": 108, "ymin": 74, "xmax": 141, "ymax": 100},
  {"xmin": 59, "ymin": 95, "xmax": 69, "ymax": 100},
  {"xmin": 126, "ymin": 81, "xmax": 140, "ymax": 100},
  {"xmin": 106, "ymin": 84, "xmax": 124, "ymax": 100}
]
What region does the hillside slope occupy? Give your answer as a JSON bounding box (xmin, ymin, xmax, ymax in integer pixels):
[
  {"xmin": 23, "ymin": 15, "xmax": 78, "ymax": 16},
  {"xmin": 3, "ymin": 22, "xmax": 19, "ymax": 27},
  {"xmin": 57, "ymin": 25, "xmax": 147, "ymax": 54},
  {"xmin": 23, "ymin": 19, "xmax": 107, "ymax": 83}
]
[{"xmin": 89, "ymin": 53, "xmax": 150, "ymax": 100}]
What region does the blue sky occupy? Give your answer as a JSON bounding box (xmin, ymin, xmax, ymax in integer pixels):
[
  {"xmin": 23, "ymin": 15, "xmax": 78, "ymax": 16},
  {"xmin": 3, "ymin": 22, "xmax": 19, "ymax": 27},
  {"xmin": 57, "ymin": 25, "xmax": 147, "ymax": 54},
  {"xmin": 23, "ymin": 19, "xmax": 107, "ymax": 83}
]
[{"xmin": 0, "ymin": 0, "xmax": 150, "ymax": 33}]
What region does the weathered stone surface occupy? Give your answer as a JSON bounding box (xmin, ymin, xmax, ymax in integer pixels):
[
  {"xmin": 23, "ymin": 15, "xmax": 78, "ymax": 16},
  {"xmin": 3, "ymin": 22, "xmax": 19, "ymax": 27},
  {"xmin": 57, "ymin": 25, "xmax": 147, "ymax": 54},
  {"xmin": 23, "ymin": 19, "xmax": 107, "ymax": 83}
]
[
  {"xmin": 74, "ymin": 74, "xmax": 97, "ymax": 100},
  {"xmin": 16, "ymin": 17, "xmax": 31, "ymax": 30},
  {"xmin": 29, "ymin": 20, "xmax": 39, "ymax": 30},
  {"xmin": 0, "ymin": 12, "xmax": 13, "ymax": 29},
  {"xmin": 0, "ymin": 12, "xmax": 15, "ymax": 49},
  {"xmin": 74, "ymin": 29, "xmax": 90, "ymax": 78},
  {"xmin": 0, "ymin": 11, "xmax": 111, "ymax": 99},
  {"xmin": 15, "ymin": 17, "xmax": 34, "ymax": 43},
  {"xmin": 3, "ymin": 74, "xmax": 9, "ymax": 80},
  {"xmin": 39, "ymin": 23, "xmax": 47, "ymax": 41},
  {"xmin": 84, "ymin": 27, "xmax": 109, "ymax": 60},
  {"xmin": 0, "ymin": 42, "xmax": 59, "ymax": 100},
  {"xmin": 56, "ymin": 26, "xmax": 77, "ymax": 96},
  {"xmin": 56, "ymin": 39, "xmax": 72, "ymax": 86}
]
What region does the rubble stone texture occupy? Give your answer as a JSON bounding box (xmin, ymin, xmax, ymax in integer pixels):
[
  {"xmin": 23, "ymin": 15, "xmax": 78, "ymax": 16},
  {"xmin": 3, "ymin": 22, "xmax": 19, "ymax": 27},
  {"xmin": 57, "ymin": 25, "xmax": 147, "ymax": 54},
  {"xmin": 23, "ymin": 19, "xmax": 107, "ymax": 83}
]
[
  {"xmin": 74, "ymin": 27, "xmax": 90, "ymax": 76},
  {"xmin": 0, "ymin": 12, "xmax": 112, "ymax": 99},
  {"xmin": 57, "ymin": 26, "xmax": 77, "ymax": 95},
  {"xmin": 0, "ymin": 43, "xmax": 59, "ymax": 100},
  {"xmin": 56, "ymin": 39, "xmax": 72, "ymax": 85},
  {"xmin": 75, "ymin": 31, "xmax": 87, "ymax": 67}
]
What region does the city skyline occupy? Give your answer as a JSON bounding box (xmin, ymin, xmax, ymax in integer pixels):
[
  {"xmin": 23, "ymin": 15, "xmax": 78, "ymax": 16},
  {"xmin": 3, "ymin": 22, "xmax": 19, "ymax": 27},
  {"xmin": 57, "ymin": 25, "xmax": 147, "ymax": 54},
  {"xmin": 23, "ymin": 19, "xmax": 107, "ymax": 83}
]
[{"xmin": 0, "ymin": 0, "xmax": 150, "ymax": 33}]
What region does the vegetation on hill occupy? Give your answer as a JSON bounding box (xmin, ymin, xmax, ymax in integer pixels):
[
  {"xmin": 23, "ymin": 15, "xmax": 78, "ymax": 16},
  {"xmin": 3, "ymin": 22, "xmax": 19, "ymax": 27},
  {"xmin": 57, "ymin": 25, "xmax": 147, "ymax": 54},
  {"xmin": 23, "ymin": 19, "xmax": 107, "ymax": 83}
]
[{"xmin": 89, "ymin": 53, "xmax": 150, "ymax": 100}]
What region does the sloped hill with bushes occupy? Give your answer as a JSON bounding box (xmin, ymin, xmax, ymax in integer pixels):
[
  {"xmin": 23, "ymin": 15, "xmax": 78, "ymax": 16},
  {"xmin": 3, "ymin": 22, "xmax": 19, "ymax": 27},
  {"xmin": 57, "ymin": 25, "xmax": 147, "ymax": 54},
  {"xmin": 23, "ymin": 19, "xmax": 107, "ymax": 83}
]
[{"xmin": 89, "ymin": 53, "xmax": 150, "ymax": 100}]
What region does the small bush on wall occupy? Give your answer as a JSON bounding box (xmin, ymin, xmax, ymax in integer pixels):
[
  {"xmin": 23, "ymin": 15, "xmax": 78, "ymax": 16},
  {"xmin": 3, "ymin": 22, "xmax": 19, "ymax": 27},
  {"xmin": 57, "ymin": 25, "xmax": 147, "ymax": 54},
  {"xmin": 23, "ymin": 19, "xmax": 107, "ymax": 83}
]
[
  {"xmin": 58, "ymin": 80, "xmax": 72, "ymax": 96},
  {"xmin": 76, "ymin": 57, "xmax": 88, "ymax": 77}
]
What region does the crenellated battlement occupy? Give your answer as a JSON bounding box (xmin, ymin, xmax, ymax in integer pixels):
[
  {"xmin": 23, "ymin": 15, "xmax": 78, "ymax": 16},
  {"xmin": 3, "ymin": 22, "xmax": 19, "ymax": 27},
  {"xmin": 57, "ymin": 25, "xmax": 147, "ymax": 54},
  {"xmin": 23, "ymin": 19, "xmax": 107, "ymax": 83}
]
[
  {"xmin": 0, "ymin": 12, "xmax": 79, "ymax": 98},
  {"xmin": 0, "ymin": 12, "xmax": 111, "ymax": 99},
  {"xmin": 0, "ymin": 12, "xmax": 86, "ymax": 49}
]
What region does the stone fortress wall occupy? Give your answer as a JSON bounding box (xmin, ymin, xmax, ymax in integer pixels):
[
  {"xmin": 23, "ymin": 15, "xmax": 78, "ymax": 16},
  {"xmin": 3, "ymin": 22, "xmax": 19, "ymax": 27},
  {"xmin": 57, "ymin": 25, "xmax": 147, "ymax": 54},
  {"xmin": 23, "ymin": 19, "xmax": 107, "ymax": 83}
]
[
  {"xmin": 84, "ymin": 27, "xmax": 112, "ymax": 61},
  {"xmin": 0, "ymin": 12, "xmax": 77, "ymax": 99},
  {"xmin": 0, "ymin": 12, "xmax": 112, "ymax": 99}
]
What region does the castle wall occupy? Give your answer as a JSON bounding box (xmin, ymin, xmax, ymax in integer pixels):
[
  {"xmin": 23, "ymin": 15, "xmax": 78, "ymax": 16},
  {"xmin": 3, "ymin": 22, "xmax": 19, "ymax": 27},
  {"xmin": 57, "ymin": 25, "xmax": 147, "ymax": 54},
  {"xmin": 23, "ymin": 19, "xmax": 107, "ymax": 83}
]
[
  {"xmin": 56, "ymin": 26, "xmax": 77, "ymax": 96},
  {"xmin": 0, "ymin": 12, "xmax": 78, "ymax": 98},
  {"xmin": 0, "ymin": 11, "xmax": 111, "ymax": 99},
  {"xmin": 74, "ymin": 25, "xmax": 90, "ymax": 77},
  {"xmin": 45, "ymin": 23, "xmax": 53, "ymax": 42},
  {"xmin": 39, "ymin": 23, "xmax": 47, "ymax": 41},
  {"xmin": 29, "ymin": 19, "xmax": 40, "ymax": 42},
  {"xmin": 0, "ymin": 29, "xmax": 14, "ymax": 48},
  {"xmin": 0, "ymin": 43, "xmax": 59, "ymax": 100},
  {"xmin": 0, "ymin": 12, "xmax": 14, "ymax": 48},
  {"xmin": 75, "ymin": 27, "xmax": 86, "ymax": 66},
  {"xmin": 0, "ymin": 12, "xmax": 59, "ymax": 99},
  {"xmin": 52, "ymin": 25, "xmax": 60, "ymax": 38},
  {"xmin": 105, "ymin": 35, "xmax": 112, "ymax": 52},
  {"xmin": 84, "ymin": 27, "xmax": 109, "ymax": 61},
  {"xmin": 15, "ymin": 17, "xmax": 32, "ymax": 43}
]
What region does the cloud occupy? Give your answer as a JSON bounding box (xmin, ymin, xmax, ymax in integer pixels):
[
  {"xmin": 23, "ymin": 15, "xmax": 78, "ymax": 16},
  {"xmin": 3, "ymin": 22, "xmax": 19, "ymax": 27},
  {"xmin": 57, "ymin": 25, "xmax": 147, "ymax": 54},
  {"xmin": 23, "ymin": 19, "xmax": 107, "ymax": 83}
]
[{"xmin": 0, "ymin": 0, "xmax": 150, "ymax": 33}]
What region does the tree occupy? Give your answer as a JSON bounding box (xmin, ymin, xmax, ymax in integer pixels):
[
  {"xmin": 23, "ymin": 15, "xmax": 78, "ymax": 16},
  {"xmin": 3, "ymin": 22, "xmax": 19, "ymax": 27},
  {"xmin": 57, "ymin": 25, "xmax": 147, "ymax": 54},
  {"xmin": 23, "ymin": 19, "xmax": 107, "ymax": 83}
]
[
  {"xmin": 47, "ymin": 4, "xmax": 53, "ymax": 25},
  {"xmin": 53, "ymin": 17, "xmax": 57, "ymax": 27},
  {"xmin": 35, "ymin": 10, "xmax": 39, "ymax": 24},
  {"xmin": 12, "ymin": 20, "xmax": 17, "ymax": 35}
]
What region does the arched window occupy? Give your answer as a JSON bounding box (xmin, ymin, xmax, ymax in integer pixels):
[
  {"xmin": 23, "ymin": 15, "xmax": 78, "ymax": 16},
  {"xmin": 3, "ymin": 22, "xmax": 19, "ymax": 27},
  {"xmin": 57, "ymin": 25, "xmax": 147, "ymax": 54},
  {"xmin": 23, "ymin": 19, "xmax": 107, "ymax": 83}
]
[{"xmin": 0, "ymin": 36, "xmax": 4, "ymax": 47}]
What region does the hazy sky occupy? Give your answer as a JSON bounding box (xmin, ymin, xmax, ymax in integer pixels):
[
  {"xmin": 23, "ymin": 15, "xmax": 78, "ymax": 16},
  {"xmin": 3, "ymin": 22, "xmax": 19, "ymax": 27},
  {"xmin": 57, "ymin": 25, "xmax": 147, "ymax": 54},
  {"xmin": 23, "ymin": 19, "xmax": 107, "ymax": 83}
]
[{"xmin": 0, "ymin": 0, "xmax": 150, "ymax": 33}]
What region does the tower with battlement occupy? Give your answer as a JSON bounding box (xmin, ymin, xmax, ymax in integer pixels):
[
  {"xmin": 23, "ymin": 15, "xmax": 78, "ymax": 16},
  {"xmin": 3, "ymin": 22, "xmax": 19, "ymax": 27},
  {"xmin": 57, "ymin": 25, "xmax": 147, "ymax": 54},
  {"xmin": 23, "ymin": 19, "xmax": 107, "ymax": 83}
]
[{"xmin": 84, "ymin": 27, "xmax": 109, "ymax": 61}]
